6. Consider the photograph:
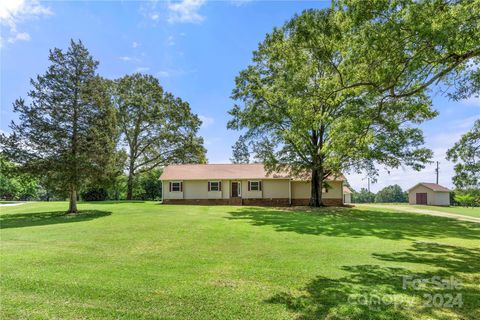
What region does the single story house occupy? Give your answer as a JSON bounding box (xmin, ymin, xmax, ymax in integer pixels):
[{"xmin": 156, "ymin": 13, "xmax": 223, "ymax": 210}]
[
  {"xmin": 343, "ymin": 186, "xmax": 352, "ymax": 204},
  {"xmin": 408, "ymin": 182, "xmax": 451, "ymax": 206},
  {"xmin": 160, "ymin": 163, "xmax": 346, "ymax": 206}
]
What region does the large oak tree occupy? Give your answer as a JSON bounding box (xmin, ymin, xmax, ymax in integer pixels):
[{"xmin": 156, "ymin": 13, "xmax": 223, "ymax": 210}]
[
  {"xmin": 0, "ymin": 40, "xmax": 117, "ymax": 213},
  {"xmin": 113, "ymin": 74, "xmax": 207, "ymax": 200},
  {"xmin": 229, "ymin": 1, "xmax": 480, "ymax": 206}
]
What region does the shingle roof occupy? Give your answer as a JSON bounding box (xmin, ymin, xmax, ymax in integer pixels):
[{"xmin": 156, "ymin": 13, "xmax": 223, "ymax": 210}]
[
  {"xmin": 160, "ymin": 163, "xmax": 345, "ymax": 181},
  {"xmin": 408, "ymin": 182, "xmax": 450, "ymax": 192},
  {"xmin": 343, "ymin": 186, "xmax": 352, "ymax": 194}
]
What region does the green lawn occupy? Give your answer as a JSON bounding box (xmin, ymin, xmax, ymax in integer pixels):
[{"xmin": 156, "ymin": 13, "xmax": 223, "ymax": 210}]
[
  {"xmin": 1, "ymin": 202, "xmax": 479, "ymax": 319},
  {"xmin": 409, "ymin": 205, "xmax": 480, "ymax": 218}
]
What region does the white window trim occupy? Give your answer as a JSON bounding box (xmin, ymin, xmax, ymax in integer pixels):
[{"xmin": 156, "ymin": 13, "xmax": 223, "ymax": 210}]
[
  {"xmin": 249, "ymin": 180, "xmax": 261, "ymax": 191},
  {"xmin": 171, "ymin": 181, "xmax": 182, "ymax": 192},
  {"xmin": 209, "ymin": 181, "xmax": 221, "ymax": 192}
]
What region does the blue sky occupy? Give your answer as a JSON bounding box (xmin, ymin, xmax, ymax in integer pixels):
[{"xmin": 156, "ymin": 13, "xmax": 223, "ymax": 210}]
[{"xmin": 1, "ymin": 0, "xmax": 478, "ymax": 192}]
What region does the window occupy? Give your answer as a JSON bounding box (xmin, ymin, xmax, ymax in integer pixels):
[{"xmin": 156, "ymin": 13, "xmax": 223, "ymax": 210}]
[
  {"xmin": 248, "ymin": 181, "xmax": 262, "ymax": 191},
  {"xmin": 170, "ymin": 181, "xmax": 182, "ymax": 192},
  {"xmin": 208, "ymin": 181, "xmax": 222, "ymax": 192}
]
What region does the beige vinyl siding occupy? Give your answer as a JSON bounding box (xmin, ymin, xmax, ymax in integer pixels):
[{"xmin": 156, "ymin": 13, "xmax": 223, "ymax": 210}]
[
  {"xmin": 163, "ymin": 181, "xmax": 184, "ymax": 199},
  {"xmin": 291, "ymin": 181, "xmax": 343, "ymax": 199},
  {"xmin": 163, "ymin": 179, "xmax": 344, "ymax": 201},
  {"xmin": 239, "ymin": 179, "xmax": 290, "ymax": 199},
  {"xmin": 262, "ymin": 179, "xmax": 289, "ymax": 198},
  {"xmin": 164, "ymin": 180, "xmax": 229, "ymax": 200},
  {"xmin": 291, "ymin": 181, "xmax": 310, "ymax": 199},
  {"xmin": 222, "ymin": 181, "xmax": 231, "ymax": 199},
  {"xmin": 241, "ymin": 180, "xmax": 262, "ymax": 199}
]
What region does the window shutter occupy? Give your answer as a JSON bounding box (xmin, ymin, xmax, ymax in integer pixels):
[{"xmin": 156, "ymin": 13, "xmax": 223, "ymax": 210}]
[
  {"xmin": 180, "ymin": 182, "xmax": 183, "ymax": 192},
  {"xmin": 169, "ymin": 182, "xmax": 172, "ymax": 192},
  {"xmin": 208, "ymin": 181, "xmax": 211, "ymax": 191},
  {"xmin": 248, "ymin": 181, "xmax": 251, "ymax": 191},
  {"xmin": 219, "ymin": 181, "xmax": 222, "ymax": 191},
  {"xmin": 259, "ymin": 181, "xmax": 262, "ymax": 191}
]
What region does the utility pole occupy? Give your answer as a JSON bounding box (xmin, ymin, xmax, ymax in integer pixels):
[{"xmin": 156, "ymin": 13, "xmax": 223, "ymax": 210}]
[
  {"xmin": 368, "ymin": 177, "xmax": 371, "ymax": 193},
  {"xmin": 435, "ymin": 161, "xmax": 439, "ymax": 184}
]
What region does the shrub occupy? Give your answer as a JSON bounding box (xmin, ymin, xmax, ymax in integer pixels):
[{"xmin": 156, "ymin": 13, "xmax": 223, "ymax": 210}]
[{"xmin": 81, "ymin": 187, "xmax": 108, "ymax": 201}]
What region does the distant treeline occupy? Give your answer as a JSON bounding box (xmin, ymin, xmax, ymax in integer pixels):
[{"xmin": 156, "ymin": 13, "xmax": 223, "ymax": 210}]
[{"xmin": 351, "ymin": 184, "xmax": 479, "ymax": 207}]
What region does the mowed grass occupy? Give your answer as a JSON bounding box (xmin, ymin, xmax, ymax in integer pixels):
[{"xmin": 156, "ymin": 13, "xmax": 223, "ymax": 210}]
[
  {"xmin": 410, "ymin": 205, "xmax": 480, "ymax": 218},
  {"xmin": 1, "ymin": 202, "xmax": 479, "ymax": 320}
]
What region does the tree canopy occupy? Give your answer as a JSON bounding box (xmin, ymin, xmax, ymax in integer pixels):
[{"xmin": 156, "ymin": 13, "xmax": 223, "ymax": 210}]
[
  {"xmin": 374, "ymin": 184, "xmax": 408, "ymax": 203},
  {"xmin": 447, "ymin": 119, "xmax": 480, "ymax": 189},
  {"xmin": 0, "ymin": 40, "xmax": 117, "ymax": 212},
  {"xmin": 113, "ymin": 73, "xmax": 206, "ymax": 199},
  {"xmin": 229, "ymin": 1, "xmax": 480, "ymax": 206},
  {"xmin": 230, "ymin": 135, "xmax": 250, "ymax": 164}
]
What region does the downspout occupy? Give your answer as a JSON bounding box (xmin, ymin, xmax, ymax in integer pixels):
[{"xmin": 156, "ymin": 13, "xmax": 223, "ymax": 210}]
[
  {"xmin": 160, "ymin": 180, "xmax": 164, "ymax": 203},
  {"xmin": 288, "ymin": 179, "xmax": 292, "ymax": 206},
  {"xmin": 341, "ymin": 181, "xmax": 344, "ymax": 205}
]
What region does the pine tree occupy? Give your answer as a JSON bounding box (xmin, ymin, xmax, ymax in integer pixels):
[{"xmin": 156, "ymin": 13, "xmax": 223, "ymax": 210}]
[{"xmin": 0, "ymin": 40, "xmax": 117, "ymax": 213}]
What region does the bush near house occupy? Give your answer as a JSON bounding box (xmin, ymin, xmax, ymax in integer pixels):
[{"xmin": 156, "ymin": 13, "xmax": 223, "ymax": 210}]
[{"xmin": 453, "ymin": 189, "xmax": 480, "ymax": 207}]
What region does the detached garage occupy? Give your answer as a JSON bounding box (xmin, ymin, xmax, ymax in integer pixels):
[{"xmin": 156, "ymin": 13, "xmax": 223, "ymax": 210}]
[{"xmin": 408, "ymin": 183, "xmax": 451, "ymax": 206}]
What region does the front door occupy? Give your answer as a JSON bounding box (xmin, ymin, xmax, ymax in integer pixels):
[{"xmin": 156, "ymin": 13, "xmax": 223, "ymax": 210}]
[
  {"xmin": 231, "ymin": 182, "xmax": 240, "ymax": 197},
  {"xmin": 416, "ymin": 193, "xmax": 427, "ymax": 205}
]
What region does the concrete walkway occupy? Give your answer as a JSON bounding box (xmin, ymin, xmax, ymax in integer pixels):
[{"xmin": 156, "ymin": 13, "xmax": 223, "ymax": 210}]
[
  {"xmin": 0, "ymin": 202, "xmax": 28, "ymax": 207},
  {"xmin": 357, "ymin": 204, "xmax": 480, "ymax": 223}
]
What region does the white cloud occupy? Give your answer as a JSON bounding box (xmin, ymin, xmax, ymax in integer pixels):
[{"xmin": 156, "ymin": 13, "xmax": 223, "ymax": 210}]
[
  {"xmin": 134, "ymin": 67, "xmax": 150, "ymax": 73},
  {"xmin": 0, "ymin": 0, "xmax": 52, "ymax": 45},
  {"xmin": 132, "ymin": 41, "xmax": 139, "ymax": 48},
  {"xmin": 156, "ymin": 68, "xmax": 196, "ymax": 78},
  {"xmin": 461, "ymin": 96, "xmax": 480, "ymax": 107},
  {"xmin": 168, "ymin": 0, "xmax": 205, "ymax": 24},
  {"xmin": 157, "ymin": 70, "xmax": 170, "ymax": 78},
  {"xmin": 7, "ymin": 31, "xmax": 30, "ymax": 43},
  {"xmin": 167, "ymin": 35, "xmax": 175, "ymax": 46},
  {"xmin": 119, "ymin": 56, "xmax": 141, "ymax": 63},
  {"xmin": 199, "ymin": 115, "xmax": 214, "ymax": 128},
  {"xmin": 230, "ymin": 0, "xmax": 253, "ymax": 7}
]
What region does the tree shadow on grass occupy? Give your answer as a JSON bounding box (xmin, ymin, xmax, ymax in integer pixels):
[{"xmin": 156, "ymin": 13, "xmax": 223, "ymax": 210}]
[
  {"xmin": 0, "ymin": 210, "xmax": 111, "ymax": 229},
  {"xmin": 226, "ymin": 207, "xmax": 480, "ymax": 240},
  {"xmin": 268, "ymin": 242, "xmax": 480, "ymax": 320}
]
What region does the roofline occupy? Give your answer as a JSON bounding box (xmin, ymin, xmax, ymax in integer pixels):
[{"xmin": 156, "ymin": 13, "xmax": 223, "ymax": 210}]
[
  {"xmin": 159, "ymin": 178, "xmax": 345, "ymax": 181},
  {"xmin": 407, "ymin": 182, "xmax": 450, "ymax": 192}
]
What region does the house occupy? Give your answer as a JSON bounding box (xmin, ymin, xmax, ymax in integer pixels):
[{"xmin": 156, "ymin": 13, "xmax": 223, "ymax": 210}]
[
  {"xmin": 343, "ymin": 186, "xmax": 352, "ymax": 204},
  {"xmin": 408, "ymin": 183, "xmax": 450, "ymax": 206},
  {"xmin": 160, "ymin": 163, "xmax": 346, "ymax": 206}
]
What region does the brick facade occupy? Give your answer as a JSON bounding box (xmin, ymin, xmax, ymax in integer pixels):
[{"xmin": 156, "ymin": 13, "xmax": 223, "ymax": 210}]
[
  {"xmin": 163, "ymin": 197, "xmax": 343, "ymax": 206},
  {"xmin": 291, "ymin": 198, "xmax": 343, "ymax": 206}
]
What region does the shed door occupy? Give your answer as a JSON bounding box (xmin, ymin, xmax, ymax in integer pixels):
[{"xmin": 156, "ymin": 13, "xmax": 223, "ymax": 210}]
[{"xmin": 416, "ymin": 193, "xmax": 427, "ymax": 205}]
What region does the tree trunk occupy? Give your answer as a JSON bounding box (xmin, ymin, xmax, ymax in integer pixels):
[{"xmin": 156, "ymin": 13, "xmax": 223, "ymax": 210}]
[
  {"xmin": 309, "ymin": 168, "xmax": 324, "ymax": 207},
  {"xmin": 127, "ymin": 162, "xmax": 135, "ymax": 200},
  {"xmin": 68, "ymin": 185, "xmax": 78, "ymax": 213},
  {"xmin": 127, "ymin": 174, "xmax": 134, "ymax": 200}
]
